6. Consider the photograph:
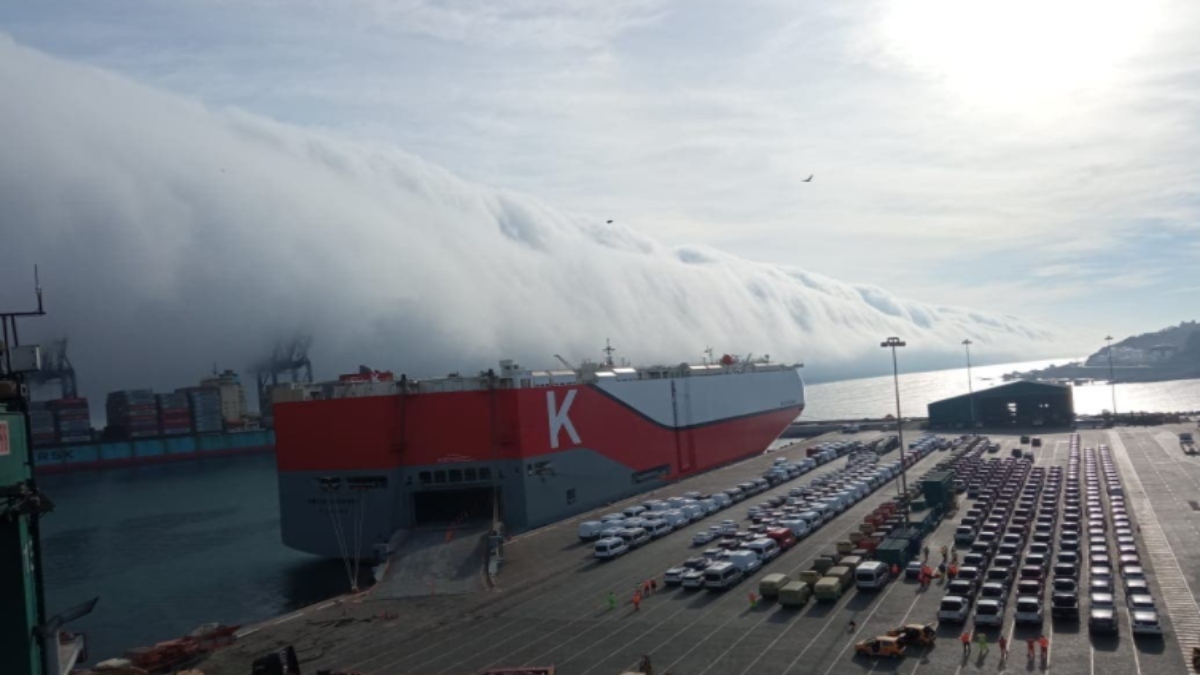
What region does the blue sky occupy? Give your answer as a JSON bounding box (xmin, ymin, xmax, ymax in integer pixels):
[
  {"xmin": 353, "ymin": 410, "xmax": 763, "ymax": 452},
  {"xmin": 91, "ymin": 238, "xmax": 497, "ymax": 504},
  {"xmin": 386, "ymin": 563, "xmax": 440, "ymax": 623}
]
[{"xmin": 1, "ymin": 0, "xmax": 1197, "ymax": 388}]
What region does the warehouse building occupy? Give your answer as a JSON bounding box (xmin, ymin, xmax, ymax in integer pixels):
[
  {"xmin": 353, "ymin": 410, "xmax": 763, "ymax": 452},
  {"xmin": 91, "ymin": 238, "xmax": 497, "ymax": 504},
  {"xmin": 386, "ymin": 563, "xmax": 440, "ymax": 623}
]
[{"xmin": 927, "ymin": 381, "xmax": 1074, "ymax": 429}]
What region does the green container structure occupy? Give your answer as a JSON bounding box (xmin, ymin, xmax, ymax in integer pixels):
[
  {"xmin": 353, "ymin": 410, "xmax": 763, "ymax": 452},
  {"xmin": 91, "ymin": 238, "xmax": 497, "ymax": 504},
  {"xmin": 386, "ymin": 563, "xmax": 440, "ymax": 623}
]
[
  {"xmin": 0, "ymin": 403, "xmax": 42, "ymax": 675},
  {"xmin": 921, "ymin": 471, "xmax": 954, "ymax": 507},
  {"xmin": 916, "ymin": 506, "xmax": 944, "ymax": 535},
  {"xmin": 875, "ymin": 526, "xmax": 923, "ymax": 567}
]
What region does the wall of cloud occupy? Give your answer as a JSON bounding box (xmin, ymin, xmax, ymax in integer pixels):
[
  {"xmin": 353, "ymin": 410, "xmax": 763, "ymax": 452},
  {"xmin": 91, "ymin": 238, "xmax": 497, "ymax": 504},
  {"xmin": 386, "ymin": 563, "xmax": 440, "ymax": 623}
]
[{"xmin": 0, "ymin": 36, "xmax": 1068, "ymax": 404}]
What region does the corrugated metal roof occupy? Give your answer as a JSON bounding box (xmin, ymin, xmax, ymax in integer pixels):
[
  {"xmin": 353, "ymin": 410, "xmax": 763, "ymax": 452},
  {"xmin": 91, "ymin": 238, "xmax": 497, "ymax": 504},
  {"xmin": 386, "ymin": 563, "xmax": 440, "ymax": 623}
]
[{"xmin": 929, "ymin": 380, "xmax": 1070, "ymax": 407}]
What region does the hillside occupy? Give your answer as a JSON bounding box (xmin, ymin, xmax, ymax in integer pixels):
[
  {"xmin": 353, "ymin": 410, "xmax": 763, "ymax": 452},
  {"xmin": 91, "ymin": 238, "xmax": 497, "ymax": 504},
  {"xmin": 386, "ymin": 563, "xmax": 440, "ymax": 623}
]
[
  {"xmin": 1083, "ymin": 321, "xmax": 1200, "ymax": 367},
  {"xmin": 1007, "ymin": 320, "xmax": 1200, "ymax": 385}
]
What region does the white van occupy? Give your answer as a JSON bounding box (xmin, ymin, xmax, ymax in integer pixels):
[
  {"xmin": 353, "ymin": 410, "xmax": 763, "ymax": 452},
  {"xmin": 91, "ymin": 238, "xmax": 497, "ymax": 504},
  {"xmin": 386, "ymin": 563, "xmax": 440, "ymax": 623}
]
[
  {"xmin": 667, "ymin": 497, "xmax": 686, "ymax": 509},
  {"xmin": 745, "ymin": 538, "xmax": 781, "ymax": 562},
  {"xmin": 623, "ymin": 505, "xmax": 647, "ymax": 518},
  {"xmin": 594, "ymin": 537, "xmax": 628, "ymax": 559},
  {"xmin": 699, "ymin": 498, "xmax": 720, "ymax": 514},
  {"xmin": 704, "ymin": 562, "xmax": 743, "ymax": 590},
  {"xmin": 578, "ymin": 521, "xmax": 605, "ymax": 541},
  {"xmin": 601, "ymin": 513, "xmax": 625, "ymax": 522},
  {"xmin": 682, "ymin": 504, "xmax": 706, "ymax": 522},
  {"xmin": 617, "ymin": 527, "xmax": 651, "ymax": 549},
  {"xmin": 646, "ymin": 500, "xmax": 670, "ymax": 512},
  {"xmin": 662, "ymin": 510, "xmax": 689, "ymax": 528},
  {"xmin": 725, "ymin": 550, "xmax": 763, "ymax": 574},
  {"xmin": 711, "ymin": 493, "xmax": 732, "ymax": 509},
  {"xmin": 645, "ymin": 519, "xmax": 673, "ymax": 538},
  {"xmin": 778, "ymin": 519, "xmax": 811, "ymax": 538},
  {"xmin": 798, "ymin": 511, "xmax": 824, "ymax": 528},
  {"xmin": 599, "ymin": 523, "xmax": 626, "ymax": 538},
  {"xmin": 855, "ymin": 561, "xmax": 890, "ymax": 589}
]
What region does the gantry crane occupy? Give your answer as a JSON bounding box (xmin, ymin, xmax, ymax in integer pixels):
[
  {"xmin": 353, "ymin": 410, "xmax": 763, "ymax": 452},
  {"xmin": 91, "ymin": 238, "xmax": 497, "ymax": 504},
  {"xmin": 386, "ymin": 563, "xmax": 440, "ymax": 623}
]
[
  {"xmin": 254, "ymin": 334, "xmax": 314, "ymax": 418},
  {"xmin": 27, "ymin": 337, "xmax": 77, "ymax": 399}
]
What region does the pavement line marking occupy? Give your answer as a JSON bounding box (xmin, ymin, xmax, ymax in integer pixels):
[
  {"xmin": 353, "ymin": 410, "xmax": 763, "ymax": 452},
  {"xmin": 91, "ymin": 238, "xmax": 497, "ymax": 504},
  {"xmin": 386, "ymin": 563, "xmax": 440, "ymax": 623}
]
[
  {"xmin": 1121, "ymin": 606, "xmax": 1145, "ymax": 675},
  {"xmin": 235, "ymin": 627, "xmax": 260, "ymax": 639},
  {"xmin": 868, "ymin": 581, "xmax": 931, "ymax": 667},
  {"xmin": 1109, "ymin": 430, "xmax": 1200, "ymax": 670},
  {"xmin": 865, "ymin": 587, "xmax": 924, "ymax": 673},
  {"xmin": 583, "ymin": 449, "xmax": 945, "ymax": 675},
  {"xmin": 819, "ymin": 580, "xmax": 910, "ymax": 675},
  {"xmin": 776, "ymin": 597, "xmax": 849, "ymax": 675},
  {"xmin": 272, "ymin": 612, "xmax": 303, "ymax": 625},
  {"xmin": 349, "ymin": 441, "xmax": 857, "ymax": 673},
  {"xmin": 385, "ymin": 441, "xmax": 928, "ymax": 675},
  {"xmin": 1045, "ymin": 597, "xmax": 1054, "ymax": 671},
  {"xmin": 316, "ymin": 601, "xmax": 336, "ymax": 610}
]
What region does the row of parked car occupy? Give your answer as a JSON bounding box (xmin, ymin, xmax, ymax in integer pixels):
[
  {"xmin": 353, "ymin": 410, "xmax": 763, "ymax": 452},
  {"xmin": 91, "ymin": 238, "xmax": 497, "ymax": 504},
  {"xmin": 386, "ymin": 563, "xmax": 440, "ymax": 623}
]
[
  {"xmin": 662, "ymin": 442, "xmax": 940, "ymax": 594},
  {"xmin": 935, "ymin": 434, "xmax": 1161, "ymax": 636},
  {"xmin": 1080, "ymin": 442, "xmax": 1161, "ymax": 636},
  {"xmin": 583, "ymin": 448, "xmax": 836, "ymax": 559},
  {"xmin": 937, "ymin": 454, "xmax": 1039, "ymax": 623}
]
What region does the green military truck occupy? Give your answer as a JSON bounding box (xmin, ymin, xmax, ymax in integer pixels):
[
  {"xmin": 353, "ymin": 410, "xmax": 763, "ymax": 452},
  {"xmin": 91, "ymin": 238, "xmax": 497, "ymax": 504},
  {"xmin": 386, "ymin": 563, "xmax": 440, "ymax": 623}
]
[
  {"xmin": 759, "ymin": 573, "xmax": 791, "ymax": 599},
  {"xmin": 814, "ymin": 576, "xmax": 848, "ymax": 601},
  {"xmin": 779, "ymin": 581, "xmax": 813, "ymax": 608}
]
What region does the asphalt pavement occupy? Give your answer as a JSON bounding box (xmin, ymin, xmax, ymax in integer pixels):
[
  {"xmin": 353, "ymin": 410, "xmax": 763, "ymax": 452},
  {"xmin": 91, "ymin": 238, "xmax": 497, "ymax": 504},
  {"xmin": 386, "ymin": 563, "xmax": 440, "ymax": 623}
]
[{"xmin": 200, "ymin": 427, "xmax": 1200, "ymax": 675}]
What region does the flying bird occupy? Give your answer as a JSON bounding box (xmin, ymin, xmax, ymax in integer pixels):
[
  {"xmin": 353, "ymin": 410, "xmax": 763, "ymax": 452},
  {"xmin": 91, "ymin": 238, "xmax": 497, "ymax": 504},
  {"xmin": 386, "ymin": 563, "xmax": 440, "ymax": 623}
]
[{"xmin": 803, "ymin": 175, "xmax": 814, "ymax": 183}]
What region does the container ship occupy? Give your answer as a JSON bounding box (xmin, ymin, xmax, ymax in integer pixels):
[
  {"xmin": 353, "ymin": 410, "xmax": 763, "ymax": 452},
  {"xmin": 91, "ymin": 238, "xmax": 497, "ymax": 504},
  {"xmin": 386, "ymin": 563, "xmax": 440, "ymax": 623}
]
[
  {"xmin": 30, "ymin": 370, "xmax": 274, "ymax": 474},
  {"xmin": 276, "ymin": 353, "xmax": 805, "ymax": 558}
]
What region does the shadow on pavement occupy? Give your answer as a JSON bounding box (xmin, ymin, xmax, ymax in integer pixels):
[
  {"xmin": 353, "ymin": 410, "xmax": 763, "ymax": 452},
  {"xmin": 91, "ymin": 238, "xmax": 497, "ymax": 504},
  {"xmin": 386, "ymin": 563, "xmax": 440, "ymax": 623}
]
[{"xmin": 1132, "ymin": 632, "xmax": 1166, "ymax": 654}]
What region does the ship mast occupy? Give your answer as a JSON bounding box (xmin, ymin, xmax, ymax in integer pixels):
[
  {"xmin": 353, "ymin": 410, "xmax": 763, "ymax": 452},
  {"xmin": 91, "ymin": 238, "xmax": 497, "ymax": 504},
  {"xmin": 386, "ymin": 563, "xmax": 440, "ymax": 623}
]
[{"xmin": 603, "ymin": 339, "xmax": 615, "ymax": 367}]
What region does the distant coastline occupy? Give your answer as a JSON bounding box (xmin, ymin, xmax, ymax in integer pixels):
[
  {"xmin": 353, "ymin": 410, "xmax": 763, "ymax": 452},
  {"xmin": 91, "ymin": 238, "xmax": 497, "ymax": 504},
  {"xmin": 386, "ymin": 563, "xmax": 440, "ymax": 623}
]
[
  {"xmin": 1007, "ymin": 320, "xmax": 1200, "ymax": 385},
  {"xmin": 1002, "ymin": 361, "xmax": 1200, "ymax": 385}
]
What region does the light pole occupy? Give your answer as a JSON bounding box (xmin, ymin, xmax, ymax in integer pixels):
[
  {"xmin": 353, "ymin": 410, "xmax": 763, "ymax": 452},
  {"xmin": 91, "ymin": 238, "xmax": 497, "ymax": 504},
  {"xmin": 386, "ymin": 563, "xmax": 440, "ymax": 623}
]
[
  {"xmin": 1105, "ymin": 335, "xmax": 1118, "ymax": 422},
  {"xmin": 881, "ymin": 336, "xmax": 909, "ymax": 526},
  {"xmin": 963, "ymin": 338, "xmax": 976, "ymax": 432}
]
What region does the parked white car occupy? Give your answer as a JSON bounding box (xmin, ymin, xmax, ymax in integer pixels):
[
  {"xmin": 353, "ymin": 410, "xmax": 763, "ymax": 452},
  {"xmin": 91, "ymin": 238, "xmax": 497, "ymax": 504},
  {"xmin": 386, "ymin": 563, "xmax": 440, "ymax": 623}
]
[{"xmin": 938, "ymin": 596, "xmax": 970, "ymax": 623}]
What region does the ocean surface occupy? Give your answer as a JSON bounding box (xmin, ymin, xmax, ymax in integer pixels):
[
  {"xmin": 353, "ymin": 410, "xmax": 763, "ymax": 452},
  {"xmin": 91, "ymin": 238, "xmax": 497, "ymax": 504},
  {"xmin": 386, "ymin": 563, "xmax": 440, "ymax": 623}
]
[
  {"xmin": 39, "ymin": 357, "xmax": 1200, "ymax": 661},
  {"xmin": 802, "ymin": 356, "xmax": 1200, "ymax": 420}
]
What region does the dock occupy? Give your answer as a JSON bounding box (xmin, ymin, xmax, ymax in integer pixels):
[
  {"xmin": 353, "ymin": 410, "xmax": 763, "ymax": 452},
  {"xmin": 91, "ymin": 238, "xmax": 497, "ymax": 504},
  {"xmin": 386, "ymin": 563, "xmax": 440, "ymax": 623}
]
[{"xmin": 199, "ymin": 426, "xmax": 1200, "ymax": 675}]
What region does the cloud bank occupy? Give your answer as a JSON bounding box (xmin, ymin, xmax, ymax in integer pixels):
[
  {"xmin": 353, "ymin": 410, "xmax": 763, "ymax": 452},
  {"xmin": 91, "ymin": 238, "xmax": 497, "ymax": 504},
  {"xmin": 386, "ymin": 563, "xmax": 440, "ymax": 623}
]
[{"xmin": 0, "ymin": 35, "xmax": 1069, "ymax": 402}]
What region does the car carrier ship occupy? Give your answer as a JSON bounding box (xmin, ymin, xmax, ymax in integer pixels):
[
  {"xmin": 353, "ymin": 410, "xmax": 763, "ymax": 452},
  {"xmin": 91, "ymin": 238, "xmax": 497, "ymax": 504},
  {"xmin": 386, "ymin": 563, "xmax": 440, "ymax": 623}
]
[{"xmin": 276, "ymin": 352, "xmax": 805, "ymax": 558}]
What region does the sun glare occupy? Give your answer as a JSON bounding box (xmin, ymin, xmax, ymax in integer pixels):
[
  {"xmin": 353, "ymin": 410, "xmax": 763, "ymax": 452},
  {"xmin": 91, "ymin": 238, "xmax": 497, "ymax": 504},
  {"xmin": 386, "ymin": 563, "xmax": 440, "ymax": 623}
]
[{"xmin": 878, "ymin": 0, "xmax": 1159, "ymax": 111}]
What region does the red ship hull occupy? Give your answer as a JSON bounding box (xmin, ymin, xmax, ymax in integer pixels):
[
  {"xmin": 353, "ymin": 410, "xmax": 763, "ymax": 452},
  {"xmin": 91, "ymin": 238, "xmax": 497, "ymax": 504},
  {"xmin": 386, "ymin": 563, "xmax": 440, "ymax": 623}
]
[{"xmin": 276, "ymin": 366, "xmax": 804, "ymax": 556}]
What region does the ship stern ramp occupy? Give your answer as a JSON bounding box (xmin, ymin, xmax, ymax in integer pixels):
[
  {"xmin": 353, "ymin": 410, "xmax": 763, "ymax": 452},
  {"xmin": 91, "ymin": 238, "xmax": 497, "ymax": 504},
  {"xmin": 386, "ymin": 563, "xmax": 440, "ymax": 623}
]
[{"xmin": 371, "ymin": 525, "xmax": 489, "ymax": 599}]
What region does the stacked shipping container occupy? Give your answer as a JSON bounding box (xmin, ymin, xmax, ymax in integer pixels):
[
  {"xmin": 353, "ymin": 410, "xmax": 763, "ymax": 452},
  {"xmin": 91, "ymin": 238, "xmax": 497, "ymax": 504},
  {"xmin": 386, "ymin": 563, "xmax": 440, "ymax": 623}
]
[
  {"xmin": 156, "ymin": 392, "xmax": 193, "ymax": 436},
  {"xmin": 50, "ymin": 398, "xmax": 93, "ymax": 443},
  {"xmin": 106, "ymin": 390, "xmax": 160, "ymax": 439},
  {"xmin": 28, "ymin": 402, "xmax": 57, "ymax": 447},
  {"xmin": 178, "ymin": 387, "xmax": 224, "ymax": 433}
]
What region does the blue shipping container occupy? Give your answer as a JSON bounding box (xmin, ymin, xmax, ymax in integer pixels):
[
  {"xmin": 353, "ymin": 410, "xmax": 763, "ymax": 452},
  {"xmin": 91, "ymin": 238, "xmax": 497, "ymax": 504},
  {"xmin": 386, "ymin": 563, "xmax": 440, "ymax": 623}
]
[{"xmin": 100, "ymin": 443, "xmax": 133, "ymax": 461}]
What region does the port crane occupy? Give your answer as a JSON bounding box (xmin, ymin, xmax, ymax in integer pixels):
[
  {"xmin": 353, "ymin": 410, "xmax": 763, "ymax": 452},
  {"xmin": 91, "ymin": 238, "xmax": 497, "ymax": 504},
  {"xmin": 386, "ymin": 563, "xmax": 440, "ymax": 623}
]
[
  {"xmin": 26, "ymin": 337, "xmax": 77, "ymax": 399},
  {"xmin": 254, "ymin": 334, "xmax": 314, "ymax": 417}
]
